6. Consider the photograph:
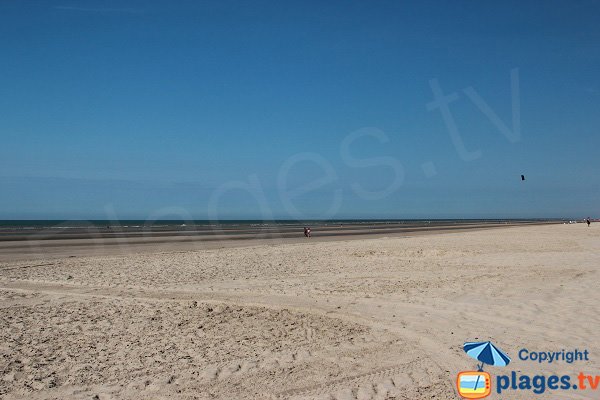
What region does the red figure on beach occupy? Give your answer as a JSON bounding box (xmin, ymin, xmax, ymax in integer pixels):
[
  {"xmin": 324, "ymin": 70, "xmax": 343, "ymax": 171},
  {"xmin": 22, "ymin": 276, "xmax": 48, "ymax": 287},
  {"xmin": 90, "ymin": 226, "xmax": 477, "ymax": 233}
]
[{"xmin": 304, "ymin": 227, "xmax": 311, "ymax": 238}]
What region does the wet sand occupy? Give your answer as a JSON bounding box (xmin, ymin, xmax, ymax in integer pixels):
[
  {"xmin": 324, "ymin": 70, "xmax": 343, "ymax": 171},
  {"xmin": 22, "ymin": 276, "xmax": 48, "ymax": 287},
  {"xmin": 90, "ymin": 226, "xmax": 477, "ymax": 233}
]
[{"xmin": 0, "ymin": 221, "xmax": 554, "ymax": 262}]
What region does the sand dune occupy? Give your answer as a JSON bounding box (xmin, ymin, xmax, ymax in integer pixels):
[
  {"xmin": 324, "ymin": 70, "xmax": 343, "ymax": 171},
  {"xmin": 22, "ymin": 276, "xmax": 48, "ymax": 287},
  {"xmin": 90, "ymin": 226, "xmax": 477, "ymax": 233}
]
[{"xmin": 1, "ymin": 224, "xmax": 599, "ymax": 399}]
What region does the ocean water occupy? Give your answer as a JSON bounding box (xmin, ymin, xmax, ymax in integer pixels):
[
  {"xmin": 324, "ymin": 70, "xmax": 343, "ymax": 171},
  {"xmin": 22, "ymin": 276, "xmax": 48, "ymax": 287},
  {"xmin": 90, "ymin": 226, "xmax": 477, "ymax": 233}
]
[{"xmin": 0, "ymin": 218, "xmax": 557, "ymax": 232}]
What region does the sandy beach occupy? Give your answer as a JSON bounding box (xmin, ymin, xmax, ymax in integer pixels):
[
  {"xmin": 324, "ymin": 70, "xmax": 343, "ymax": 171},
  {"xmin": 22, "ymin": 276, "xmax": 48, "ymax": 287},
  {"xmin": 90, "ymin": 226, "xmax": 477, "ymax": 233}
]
[{"xmin": 1, "ymin": 223, "xmax": 599, "ymax": 399}]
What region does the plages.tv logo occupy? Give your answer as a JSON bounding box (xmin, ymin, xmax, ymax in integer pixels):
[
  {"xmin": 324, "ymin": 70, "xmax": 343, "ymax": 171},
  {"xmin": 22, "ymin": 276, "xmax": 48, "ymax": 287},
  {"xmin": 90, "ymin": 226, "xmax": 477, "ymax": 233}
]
[{"xmin": 457, "ymin": 341, "xmax": 511, "ymax": 399}]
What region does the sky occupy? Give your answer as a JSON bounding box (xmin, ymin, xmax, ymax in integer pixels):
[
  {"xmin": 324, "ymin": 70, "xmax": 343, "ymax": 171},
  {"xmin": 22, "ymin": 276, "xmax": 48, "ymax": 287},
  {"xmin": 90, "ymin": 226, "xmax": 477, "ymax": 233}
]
[{"xmin": 1, "ymin": 0, "xmax": 599, "ymax": 220}]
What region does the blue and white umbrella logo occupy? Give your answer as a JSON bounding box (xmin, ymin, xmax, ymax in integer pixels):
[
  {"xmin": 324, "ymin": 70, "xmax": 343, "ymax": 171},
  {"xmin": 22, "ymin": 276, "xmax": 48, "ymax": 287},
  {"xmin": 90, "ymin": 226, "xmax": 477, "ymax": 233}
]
[
  {"xmin": 463, "ymin": 341, "xmax": 511, "ymax": 370},
  {"xmin": 462, "ymin": 341, "xmax": 510, "ymax": 396}
]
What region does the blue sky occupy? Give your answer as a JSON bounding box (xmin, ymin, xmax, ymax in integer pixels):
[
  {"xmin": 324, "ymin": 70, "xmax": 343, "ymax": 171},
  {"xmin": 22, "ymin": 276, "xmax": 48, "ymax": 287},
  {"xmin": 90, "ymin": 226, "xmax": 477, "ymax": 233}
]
[{"xmin": 1, "ymin": 0, "xmax": 599, "ymax": 220}]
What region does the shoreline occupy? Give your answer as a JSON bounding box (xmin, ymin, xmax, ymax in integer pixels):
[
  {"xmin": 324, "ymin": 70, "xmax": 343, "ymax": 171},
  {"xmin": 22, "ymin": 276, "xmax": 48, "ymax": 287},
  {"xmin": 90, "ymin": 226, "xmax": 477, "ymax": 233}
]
[{"xmin": 0, "ymin": 221, "xmax": 558, "ymax": 262}]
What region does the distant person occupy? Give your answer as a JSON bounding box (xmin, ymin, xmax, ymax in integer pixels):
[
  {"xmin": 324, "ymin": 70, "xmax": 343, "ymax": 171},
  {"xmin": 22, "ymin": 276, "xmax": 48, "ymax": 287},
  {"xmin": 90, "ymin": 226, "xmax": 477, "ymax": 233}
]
[
  {"xmin": 586, "ymin": 218, "xmax": 591, "ymax": 227},
  {"xmin": 304, "ymin": 227, "xmax": 311, "ymax": 238}
]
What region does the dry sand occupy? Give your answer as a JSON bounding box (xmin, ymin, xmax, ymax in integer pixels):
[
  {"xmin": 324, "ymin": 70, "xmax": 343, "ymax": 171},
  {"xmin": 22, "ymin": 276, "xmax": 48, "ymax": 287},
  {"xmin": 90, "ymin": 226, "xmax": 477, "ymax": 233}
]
[{"xmin": 1, "ymin": 224, "xmax": 599, "ymax": 399}]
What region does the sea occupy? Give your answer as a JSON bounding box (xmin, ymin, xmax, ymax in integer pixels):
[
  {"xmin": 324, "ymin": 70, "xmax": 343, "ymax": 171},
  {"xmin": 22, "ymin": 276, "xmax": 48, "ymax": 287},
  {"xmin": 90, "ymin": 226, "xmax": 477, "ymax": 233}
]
[{"xmin": 0, "ymin": 219, "xmax": 559, "ymax": 230}]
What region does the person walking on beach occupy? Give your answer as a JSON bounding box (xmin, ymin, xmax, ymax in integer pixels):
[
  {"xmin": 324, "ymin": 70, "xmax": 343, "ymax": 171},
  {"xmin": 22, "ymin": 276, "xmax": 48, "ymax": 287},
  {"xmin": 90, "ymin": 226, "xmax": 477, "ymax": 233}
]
[
  {"xmin": 304, "ymin": 227, "xmax": 311, "ymax": 238},
  {"xmin": 586, "ymin": 218, "xmax": 591, "ymax": 227}
]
